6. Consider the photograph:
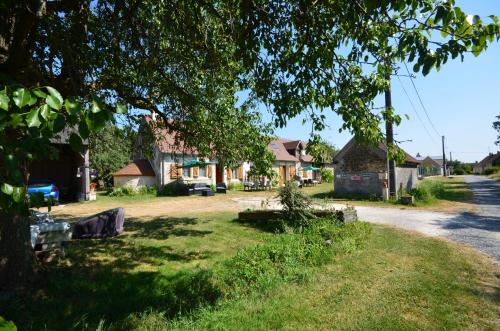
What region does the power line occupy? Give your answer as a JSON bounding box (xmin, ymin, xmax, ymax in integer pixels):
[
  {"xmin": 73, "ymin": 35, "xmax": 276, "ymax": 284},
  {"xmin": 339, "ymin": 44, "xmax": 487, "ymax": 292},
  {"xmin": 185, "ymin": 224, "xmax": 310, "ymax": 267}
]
[
  {"xmin": 402, "ymin": 61, "xmax": 442, "ymax": 138},
  {"xmin": 395, "ymin": 75, "xmax": 437, "ymax": 144}
]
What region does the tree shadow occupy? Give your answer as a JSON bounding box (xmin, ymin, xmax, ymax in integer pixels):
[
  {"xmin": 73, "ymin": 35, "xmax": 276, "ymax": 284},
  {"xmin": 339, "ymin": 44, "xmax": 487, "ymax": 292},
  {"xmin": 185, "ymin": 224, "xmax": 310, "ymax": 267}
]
[{"xmin": 1, "ymin": 216, "xmax": 218, "ymax": 330}]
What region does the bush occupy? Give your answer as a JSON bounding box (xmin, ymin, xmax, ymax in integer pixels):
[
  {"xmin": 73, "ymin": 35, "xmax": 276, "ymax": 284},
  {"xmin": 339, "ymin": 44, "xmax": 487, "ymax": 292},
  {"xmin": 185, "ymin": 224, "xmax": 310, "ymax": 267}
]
[
  {"xmin": 484, "ymin": 166, "xmax": 500, "ymax": 175},
  {"xmin": 411, "ymin": 180, "xmax": 445, "ymax": 203},
  {"xmin": 158, "ymin": 181, "xmax": 188, "ymax": 196},
  {"xmin": 108, "ymin": 185, "xmax": 156, "ymax": 197},
  {"xmin": 454, "ymin": 168, "xmax": 465, "ymax": 175},
  {"xmin": 320, "ymin": 168, "xmax": 334, "ymax": 183},
  {"xmin": 108, "ymin": 186, "xmax": 135, "ymax": 197},
  {"xmin": 227, "ymin": 182, "xmax": 243, "ymax": 190},
  {"xmin": 215, "ymin": 219, "xmax": 371, "ymax": 296},
  {"xmin": 277, "ymin": 181, "xmax": 314, "ymax": 227}
]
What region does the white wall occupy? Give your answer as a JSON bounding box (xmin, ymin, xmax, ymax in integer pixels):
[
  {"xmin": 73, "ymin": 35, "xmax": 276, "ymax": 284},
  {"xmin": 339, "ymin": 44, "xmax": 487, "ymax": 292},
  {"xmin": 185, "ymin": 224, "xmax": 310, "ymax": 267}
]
[
  {"xmin": 160, "ymin": 154, "xmax": 217, "ymax": 186},
  {"xmin": 114, "ymin": 176, "xmax": 157, "ymax": 188}
]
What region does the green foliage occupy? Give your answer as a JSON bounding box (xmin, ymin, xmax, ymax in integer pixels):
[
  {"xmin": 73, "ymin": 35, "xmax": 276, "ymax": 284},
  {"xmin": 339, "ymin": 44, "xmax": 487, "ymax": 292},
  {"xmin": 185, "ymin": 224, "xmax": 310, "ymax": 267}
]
[
  {"xmin": 483, "ymin": 166, "xmax": 500, "ymax": 175},
  {"xmin": 215, "ymin": 220, "xmax": 370, "ymax": 297},
  {"xmin": 0, "ymin": 85, "xmax": 118, "ymax": 215},
  {"xmin": 227, "ymin": 182, "xmax": 244, "ymax": 191},
  {"xmin": 411, "ymin": 181, "xmax": 445, "ymax": 203},
  {"xmin": 277, "ymin": 181, "xmax": 314, "ymax": 226},
  {"xmin": 108, "ymin": 186, "xmax": 156, "ymax": 197},
  {"xmin": 89, "ymin": 124, "xmax": 135, "ymax": 187},
  {"xmin": 493, "ymin": 115, "xmax": 500, "ymax": 146},
  {"xmin": 0, "ymin": 316, "xmax": 17, "ymax": 331},
  {"xmin": 158, "ymin": 182, "xmax": 188, "ymax": 196},
  {"xmin": 320, "ymin": 168, "xmax": 334, "ymax": 183},
  {"xmin": 307, "ymin": 136, "xmax": 339, "ymax": 165}
]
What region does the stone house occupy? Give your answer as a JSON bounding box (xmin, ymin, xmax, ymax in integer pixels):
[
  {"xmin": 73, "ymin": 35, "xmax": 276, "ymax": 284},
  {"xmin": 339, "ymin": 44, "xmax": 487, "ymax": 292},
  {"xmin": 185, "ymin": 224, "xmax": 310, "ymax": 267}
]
[
  {"xmin": 333, "ymin": 138, "xmax": 420, "ymax": 198},
  {"xmin": 473, "ymin": 152, "xmax": 500, "ymax": 174}
]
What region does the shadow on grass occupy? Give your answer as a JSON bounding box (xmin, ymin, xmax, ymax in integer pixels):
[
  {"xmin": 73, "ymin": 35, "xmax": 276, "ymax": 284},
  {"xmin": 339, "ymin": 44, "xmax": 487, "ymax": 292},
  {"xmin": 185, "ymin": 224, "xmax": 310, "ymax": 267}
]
[
  {"xmin": 233, "ymin": 217, "xmax": 286, "ymax": 234},
  {"xmin": 0, "ymin": 216, "xmax": 218, "ymax": 331}
]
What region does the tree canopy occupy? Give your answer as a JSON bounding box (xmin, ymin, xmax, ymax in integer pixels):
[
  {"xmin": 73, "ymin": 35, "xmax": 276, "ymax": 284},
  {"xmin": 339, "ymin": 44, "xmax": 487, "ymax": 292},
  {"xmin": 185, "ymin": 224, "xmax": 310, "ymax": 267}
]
[{"xmin": 494, "ymin": 115, "xmax": 500, "ymax": 146}]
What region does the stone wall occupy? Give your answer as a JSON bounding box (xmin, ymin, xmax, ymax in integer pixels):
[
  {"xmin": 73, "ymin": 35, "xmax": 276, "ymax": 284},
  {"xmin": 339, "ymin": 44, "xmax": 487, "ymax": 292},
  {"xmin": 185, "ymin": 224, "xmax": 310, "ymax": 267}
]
[
  {"xmin": 334, "ymin": 172, "xmax": 385, "ymax": 198},
  {"xmin": 335, "ymin": 144, "xmax": 386, "ymax": 173}
]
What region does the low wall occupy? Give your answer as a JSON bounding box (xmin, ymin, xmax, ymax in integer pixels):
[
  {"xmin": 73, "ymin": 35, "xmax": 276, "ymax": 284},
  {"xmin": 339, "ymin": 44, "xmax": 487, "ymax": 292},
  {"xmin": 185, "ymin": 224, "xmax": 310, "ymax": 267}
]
[{"xmin": 238, "ymin": 209, "xmax": 357, "ymax": 223}]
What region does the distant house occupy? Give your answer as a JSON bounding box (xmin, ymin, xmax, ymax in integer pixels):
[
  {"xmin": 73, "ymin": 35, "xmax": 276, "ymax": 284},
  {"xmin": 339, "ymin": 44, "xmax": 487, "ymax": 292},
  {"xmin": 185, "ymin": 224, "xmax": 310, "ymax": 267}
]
[
  {"xmin": 112, "ymin": 159, "xmax": 156, "ymax": 188},
  {"xmin": 333, "ymin": 138, "xmax": 419, "ymax": 198},
  {"xmin": 473, "ymin": 152, "xmax": 500, "ymax": 174},
  {"xmin": 113, "ymin": 116, "xmax": 331, "ymax": 189},
  {"xmin": 417, "ymin": 156, "xmax": 443, "ymax": 177}
]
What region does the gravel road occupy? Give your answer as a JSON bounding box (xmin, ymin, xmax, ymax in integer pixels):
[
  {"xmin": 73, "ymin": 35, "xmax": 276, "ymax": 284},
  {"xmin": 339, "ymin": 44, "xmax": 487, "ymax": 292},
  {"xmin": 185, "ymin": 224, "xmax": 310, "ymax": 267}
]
[{"xmin": 336, "ymin": 176, "xmax": 500, "ymax": 260}]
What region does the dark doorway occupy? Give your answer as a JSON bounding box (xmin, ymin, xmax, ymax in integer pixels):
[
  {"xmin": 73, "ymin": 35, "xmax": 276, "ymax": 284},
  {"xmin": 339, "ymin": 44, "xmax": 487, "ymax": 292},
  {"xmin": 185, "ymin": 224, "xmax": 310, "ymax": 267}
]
[{"xmin": 216, "ymin": 165, "xmax": 224, "ymax": 183}]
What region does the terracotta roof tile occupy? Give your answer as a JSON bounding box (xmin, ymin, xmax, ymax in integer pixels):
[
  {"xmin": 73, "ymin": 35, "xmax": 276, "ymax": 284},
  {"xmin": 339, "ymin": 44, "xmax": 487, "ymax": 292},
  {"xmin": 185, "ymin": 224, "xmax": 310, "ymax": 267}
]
[{"xmin": 113, "ymin": 159, "xmax": 156, "ymax": 177}]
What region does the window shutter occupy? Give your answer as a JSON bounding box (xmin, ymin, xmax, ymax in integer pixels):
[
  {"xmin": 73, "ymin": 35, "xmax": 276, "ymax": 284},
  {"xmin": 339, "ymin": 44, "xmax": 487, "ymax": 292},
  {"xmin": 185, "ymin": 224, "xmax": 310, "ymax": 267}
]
[
  {"xmin": 303, "ymin": 169, "xmax": 308, "ymax": 179},
  {"xmin": 227, "ymin": 168, "xmax": 232, "ymax": 179},
  {"xmin": 177, "ymin": 165, "xmax": 182, "ymax": 177},
  {"xmin": 238, "ymin": 166, "xmax": 244, "ymax": 180},
  {"xmin": 208, "ymin": 165, "xmax": 213, "ymax": 178},
  {"xmin": 193, "ymin": 166, "xmax": 199, "ymax": 178},
  {"xmin": 290, "ymin": 165, "xmax": 295, "ymax": 178},
  {"xmin": 170, "ymin": 164, "xmax": 177, "ymax": 179}
]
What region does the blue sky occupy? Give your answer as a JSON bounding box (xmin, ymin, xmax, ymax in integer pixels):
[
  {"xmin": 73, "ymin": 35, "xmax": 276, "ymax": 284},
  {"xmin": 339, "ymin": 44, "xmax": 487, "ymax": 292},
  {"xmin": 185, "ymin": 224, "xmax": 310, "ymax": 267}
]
[{"xmin": 263, "ymin": 0, "xmax": 500, "ymax": 163}]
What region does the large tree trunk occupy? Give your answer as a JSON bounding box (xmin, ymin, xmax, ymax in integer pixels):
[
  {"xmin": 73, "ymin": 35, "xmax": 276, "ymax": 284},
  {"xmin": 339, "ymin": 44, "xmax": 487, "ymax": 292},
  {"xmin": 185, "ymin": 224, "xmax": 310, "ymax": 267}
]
[{"xmin": 0, "ymin": 211, "xmax": 38, "ymax": 290}]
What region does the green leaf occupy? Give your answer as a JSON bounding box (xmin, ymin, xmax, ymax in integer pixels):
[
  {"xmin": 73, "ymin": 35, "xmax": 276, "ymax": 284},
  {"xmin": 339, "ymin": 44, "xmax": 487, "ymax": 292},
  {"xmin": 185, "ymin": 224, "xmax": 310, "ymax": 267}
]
[
  {"xmin": 69, "ymin": 133, "xmax": 83, "ymax": 152},
  {"xmin": 91, "ymin": 99, "xmax": 103, "ymax": 113},
  {"xmin": 78, "ymin": 121, "xmax": 90, "ymax": 139},
  {"xmin": 53, "ymin": 113, "xmax": 66, "ymax": 133},
  {"xmin": 12, "ymin": 186, "xmax": 25, "ymax": 203},
  {"xmin": 40, "ymin": 104, "xmax": 56, "ymax": 121},
  {"xmin": 30, "ymin": 192, "xmax": 45, "ymax": 208},
  {"xmin": 64, "ymin": 98, "xmax": 82, "ymax": 115},
  {"xmin": 0, "ymin": 90, "xmax": 9, "ymax": 111},
  {"xmin": 27, "ymin": 95, "xmax": 38, "ymax": 106},
  {"xmin": 116, "ymin": 103, "xmax": 127, "ymax": 114},
  {"xmin": 1, "ymin": 183, "xmax": 13, "ymax": 195},
  {"xmin": 26, "ymin": 107, "xmax": 41, "ymax": 127},
  {"xmin": 46, "ymin": 86, "xmax": 63, "ymax": 104},
  {"xmin": 46, "ymin": 95, "xmax": 62, "ymax": 110},
  {"xmin": 8, "ymin": 113, "xmax": 24, "ymax": 127},
  {"xmin": 12, "ymin": 88, "xmax": 31, "ymax": 109},
  {"xmin": 33, "ymin": 89, "xmax": 48, "ymax": 98}
]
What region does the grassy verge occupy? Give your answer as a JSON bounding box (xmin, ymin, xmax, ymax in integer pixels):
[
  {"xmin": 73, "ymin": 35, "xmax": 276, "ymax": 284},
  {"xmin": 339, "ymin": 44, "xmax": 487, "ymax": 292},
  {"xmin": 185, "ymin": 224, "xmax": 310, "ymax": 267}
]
[{"xmin": 165, "ymin": 226, "xmax": 499, "ymax": 330}]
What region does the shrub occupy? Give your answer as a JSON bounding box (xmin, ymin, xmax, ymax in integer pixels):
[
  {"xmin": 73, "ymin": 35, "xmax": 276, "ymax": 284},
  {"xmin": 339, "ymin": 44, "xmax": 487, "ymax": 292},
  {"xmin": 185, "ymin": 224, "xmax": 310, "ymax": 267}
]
[
  {"xmin": 215, "ymin": 219, "xmax": 371, "ymax": 296},
  {"xmin": 320, "ymin": 168, "xmax": 334, "ymax": 183},
  {"xmin": 137, "ymin": 185, "xmax": 157, "ymax": 195},
  {"xmin": 454, "ymin": 168, "xmax": 465, "ymax": 175},
  {"xmin": 277, "ymin": 181, "xmax": 314, "ymax": 227},
  {"xmin": 484, "ymin": 166, "xmax": 500, "ymax": 175},
  {"xmin": 411, "ymin": 180, "xmax": 445, "ymax": 203},
  {"xmin": 227, "ymin": 182, "xmax": 243, "ymax": 190},
  {"xmin": 108, "ymin": 186, "xmax": 135, "ymax": 197},
  {"xmin": 158, "ymin": 181, "xmax": 188, "ymax": 196}
]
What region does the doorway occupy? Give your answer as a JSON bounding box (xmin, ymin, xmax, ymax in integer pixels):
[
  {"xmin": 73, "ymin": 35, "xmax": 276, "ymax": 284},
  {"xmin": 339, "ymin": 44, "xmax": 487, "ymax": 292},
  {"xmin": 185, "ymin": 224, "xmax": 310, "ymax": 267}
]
[
  {"xmin": 216, "ymin": 165, "xmax": 224, "ymax": 184},
  {"xmin": 279, "ymin": 165, "xmax": 286, "ymax": 186}
]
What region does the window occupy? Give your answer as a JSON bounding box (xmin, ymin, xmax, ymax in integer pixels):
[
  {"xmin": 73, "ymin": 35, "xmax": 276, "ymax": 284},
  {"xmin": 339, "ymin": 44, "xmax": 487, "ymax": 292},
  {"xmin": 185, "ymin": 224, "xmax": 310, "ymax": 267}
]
[
  {"xmin": 183, "ymin": 167, "xmax": 190, "ymax": 177},
  {"xmin": 232, "ymin": 168, "xmax": 238, "ymax": 179},
  {"xmin": 199, "ymin": 165, "xmax": 207, "ymax": 177}
]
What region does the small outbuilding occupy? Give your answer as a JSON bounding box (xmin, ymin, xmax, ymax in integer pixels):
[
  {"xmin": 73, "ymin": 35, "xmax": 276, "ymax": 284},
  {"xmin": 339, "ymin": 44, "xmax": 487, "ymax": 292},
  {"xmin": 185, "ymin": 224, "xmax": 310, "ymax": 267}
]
[
  {"xmin": 113, "ymin": 159, "xmax": 157, "ymax": 188},
  {"xmin": 473, "ymin": 152, "xmax": 500, "ymax": 174},
  {"xmin": 333, "ymin": 138, "xmax": 420, "ymax": 199}
]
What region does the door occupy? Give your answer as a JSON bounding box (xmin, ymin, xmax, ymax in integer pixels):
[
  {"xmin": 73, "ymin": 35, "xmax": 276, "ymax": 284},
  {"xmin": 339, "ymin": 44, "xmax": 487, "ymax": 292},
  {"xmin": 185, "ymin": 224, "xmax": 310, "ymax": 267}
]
[
  {"xmin": 279, "ymin": 165, "xmax": 286, "ymax": 186},
  {"xmin": 216, "ymin": 165, "xmax": 224, "ymax": 184}
]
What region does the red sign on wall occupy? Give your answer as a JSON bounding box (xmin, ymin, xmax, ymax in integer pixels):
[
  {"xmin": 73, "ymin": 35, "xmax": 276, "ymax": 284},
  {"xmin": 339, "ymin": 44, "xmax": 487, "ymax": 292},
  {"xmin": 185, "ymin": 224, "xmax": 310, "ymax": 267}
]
[{"xmin": 350, "ymin": 175, "xmax": 361, "ymax": 181}]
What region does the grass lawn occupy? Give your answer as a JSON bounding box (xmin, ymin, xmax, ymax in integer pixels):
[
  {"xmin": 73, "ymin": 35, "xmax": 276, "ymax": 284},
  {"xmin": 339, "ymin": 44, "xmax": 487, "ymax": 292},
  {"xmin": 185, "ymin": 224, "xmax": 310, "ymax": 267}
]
[
  {"xmin": 169, "ymin": 226, "xmax": 499, "ymax": 331},
  {"xmin": 2, "ymin": 211, "xmax": 498, "ymax": 330}
]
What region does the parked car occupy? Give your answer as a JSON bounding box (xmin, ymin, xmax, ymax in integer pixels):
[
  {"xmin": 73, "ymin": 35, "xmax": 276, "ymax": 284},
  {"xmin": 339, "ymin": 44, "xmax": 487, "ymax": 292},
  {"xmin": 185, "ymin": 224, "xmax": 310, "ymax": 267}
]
[{"xmin": 28, "ymin": 180, "xmax": 59, "ymax": 205}]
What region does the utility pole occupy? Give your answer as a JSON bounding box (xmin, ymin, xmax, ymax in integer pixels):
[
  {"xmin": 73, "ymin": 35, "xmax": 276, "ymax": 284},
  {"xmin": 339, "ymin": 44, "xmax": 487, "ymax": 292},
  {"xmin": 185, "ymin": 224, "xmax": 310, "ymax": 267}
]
[
  {"xmin": 449, "ymin": 151, "xmax": 452, "ymax": 163},
  {"xmin": 442, "ymin": 136, "xmax": 447, "ymax": 176},
  {"xmin": 385, "ymin": 66, "xmax": 396, "ymax": 197}
]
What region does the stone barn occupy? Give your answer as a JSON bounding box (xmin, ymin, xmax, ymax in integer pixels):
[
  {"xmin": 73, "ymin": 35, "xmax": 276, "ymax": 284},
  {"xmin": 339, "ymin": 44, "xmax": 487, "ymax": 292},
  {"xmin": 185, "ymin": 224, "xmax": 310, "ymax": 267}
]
[{"xmin": 333, "ymin": 138, "xmax": 420, "ymax": 199}]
